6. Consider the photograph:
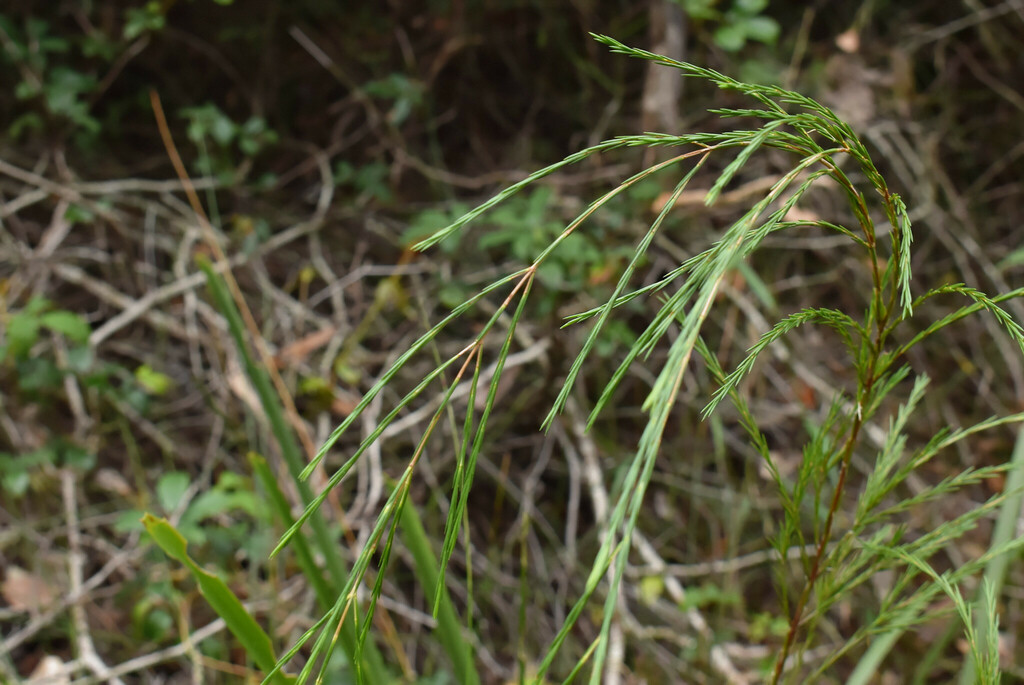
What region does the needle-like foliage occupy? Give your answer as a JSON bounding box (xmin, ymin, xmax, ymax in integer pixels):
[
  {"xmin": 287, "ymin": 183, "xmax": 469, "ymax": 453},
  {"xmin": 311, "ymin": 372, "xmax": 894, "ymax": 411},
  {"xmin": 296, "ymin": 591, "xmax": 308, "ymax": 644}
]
[{"xmin": 268, "ymin": 35, "xmax": 1024, "ymax": 684}]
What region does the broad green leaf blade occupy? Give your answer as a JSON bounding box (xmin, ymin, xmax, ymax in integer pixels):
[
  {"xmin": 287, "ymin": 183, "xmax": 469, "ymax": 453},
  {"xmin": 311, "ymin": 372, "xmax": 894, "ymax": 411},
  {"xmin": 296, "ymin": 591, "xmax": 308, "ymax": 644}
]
[{"xmin": 142, "ymin": 514, "xmax": 293, "ymax": 685}]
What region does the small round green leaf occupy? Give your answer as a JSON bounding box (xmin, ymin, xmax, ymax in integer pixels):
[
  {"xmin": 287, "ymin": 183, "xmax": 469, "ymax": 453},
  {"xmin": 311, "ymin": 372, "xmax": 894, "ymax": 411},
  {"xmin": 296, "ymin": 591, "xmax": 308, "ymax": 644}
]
[
  {"xmin": 6, "ymin": 313, "xmax": 40, "ymax": 358},
  {"xmin": 40, "ymin": 310, "xmax": 91, "ymax": 344},
  {"xmin": 713, "ymin": 23, "xmax": 748, "ymax": 52},
  {"xmin": 735, "ymin": 0, "xmax": 769, "ymax": 14},
  {"xmin": 156, "ymin": 471, "xmax": 191, "ymax": 513},
  {"xmin": 741, "ymin": 16, "xmax": 780, "ymax": 44},
  {"xmin": 135, "ymin": 364, "xmax": 174, "ymax": 395}
]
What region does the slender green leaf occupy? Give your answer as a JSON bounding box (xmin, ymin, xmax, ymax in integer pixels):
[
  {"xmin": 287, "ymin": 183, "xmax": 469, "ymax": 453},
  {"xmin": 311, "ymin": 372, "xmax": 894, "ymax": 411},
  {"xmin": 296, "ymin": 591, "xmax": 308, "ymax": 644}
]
[{"xmin": 142, "ymin": 514, "xmax": 293, "ymax": 685}]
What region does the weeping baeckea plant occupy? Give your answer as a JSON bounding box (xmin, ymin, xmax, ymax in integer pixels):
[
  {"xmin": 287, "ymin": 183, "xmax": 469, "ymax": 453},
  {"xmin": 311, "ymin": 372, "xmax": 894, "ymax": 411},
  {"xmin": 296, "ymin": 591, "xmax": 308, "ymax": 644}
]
[{"xmin": 269, "ymin": 35, "xmax": 1024, "ymax": 683}]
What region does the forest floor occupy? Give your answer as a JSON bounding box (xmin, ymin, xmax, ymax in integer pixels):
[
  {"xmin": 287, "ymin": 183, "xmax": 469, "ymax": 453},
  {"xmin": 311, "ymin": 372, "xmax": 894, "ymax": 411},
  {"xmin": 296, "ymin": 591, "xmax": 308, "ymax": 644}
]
[{"xmin": 3, "ymin": 2, "xmax": 1024, "ymax": 684}]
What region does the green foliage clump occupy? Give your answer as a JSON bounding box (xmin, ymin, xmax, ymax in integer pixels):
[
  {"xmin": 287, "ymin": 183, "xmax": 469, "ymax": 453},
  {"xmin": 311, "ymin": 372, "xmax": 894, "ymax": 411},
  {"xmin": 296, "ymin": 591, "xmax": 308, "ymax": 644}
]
[
  {"xmin": 0, "ymin": 1, "xmax": 242, "ymax": 148},
  {"xmin": 259, "ymin": 34, "xmax": 1022, "ymax": 683},
  {"xmin": 180, "ymin": 102, "xmax": 278, "ymax": 180},
  {"xmin": 682, "ymin": 0, "xmax": 780, "ymax": 52},
  {"xmin": 1, "ymin": 299, "xmax": 94, "ymax": 495}
]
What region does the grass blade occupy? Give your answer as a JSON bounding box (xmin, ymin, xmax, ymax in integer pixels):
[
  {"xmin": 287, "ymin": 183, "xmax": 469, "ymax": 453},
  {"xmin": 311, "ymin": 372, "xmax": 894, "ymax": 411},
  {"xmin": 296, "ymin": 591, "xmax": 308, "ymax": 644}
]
[
  {"xmin": 399, "ymin": 497, "xmax": 481, "ymax": 685},
  {"xmin": 142, "ymin": 514, "xmax": 295, "ymax": 685}
]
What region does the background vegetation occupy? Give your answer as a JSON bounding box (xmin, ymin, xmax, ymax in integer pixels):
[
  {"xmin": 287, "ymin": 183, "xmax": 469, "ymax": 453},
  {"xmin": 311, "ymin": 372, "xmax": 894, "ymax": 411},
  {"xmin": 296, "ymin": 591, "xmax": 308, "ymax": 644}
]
[{"xmin": 3, "ymin": 1, "xmax": 1024, "ymax": 683}]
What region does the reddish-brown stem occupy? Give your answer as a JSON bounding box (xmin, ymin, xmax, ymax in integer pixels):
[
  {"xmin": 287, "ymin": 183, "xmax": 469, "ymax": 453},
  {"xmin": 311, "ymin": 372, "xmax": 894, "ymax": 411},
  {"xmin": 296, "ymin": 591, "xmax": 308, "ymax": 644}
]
[
  {"xmin": 770, "ymin": 411, "xmax": 864, "ymax": 683},
  {"xmin": 770, "ymin": 242, "xmax": 888, "ymax": 679}
]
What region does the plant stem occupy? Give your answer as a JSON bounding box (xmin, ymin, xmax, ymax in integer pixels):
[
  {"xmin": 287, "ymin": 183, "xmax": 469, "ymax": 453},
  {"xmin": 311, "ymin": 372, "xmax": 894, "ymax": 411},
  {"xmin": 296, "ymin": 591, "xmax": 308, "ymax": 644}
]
[
  {"xmin": 770, "ymin": 410, "xmax": 866, "ymax": 683},
  {"xmin": 772, "ymin": 233, "xmax": 892, "ymax": 681}
]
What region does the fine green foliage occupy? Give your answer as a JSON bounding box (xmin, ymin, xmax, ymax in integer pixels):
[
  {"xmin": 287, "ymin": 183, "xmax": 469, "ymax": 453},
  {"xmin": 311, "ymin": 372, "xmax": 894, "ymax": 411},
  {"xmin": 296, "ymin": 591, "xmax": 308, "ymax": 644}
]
[{"xmin": 262, "ymin": 35, "xmax": 1024, "ymax": 682}]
